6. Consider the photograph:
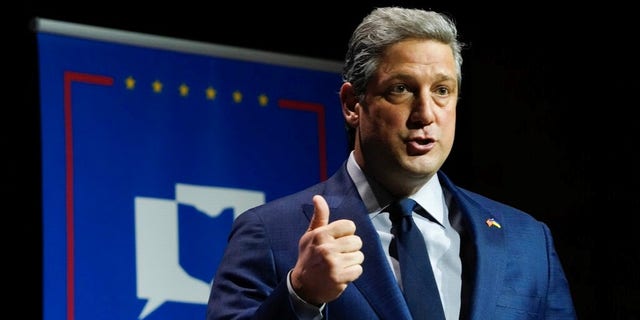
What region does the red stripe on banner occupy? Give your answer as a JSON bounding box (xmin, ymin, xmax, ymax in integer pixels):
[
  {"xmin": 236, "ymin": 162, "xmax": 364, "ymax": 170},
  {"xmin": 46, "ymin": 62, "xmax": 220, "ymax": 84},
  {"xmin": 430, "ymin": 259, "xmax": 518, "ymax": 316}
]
[
  {"xmin": 278, "ymin": 99, "xmax": 328, "ymax": 181},
  {"xmin": 63, "ymin": 71, "xmax": 114, "ymax": 320}
]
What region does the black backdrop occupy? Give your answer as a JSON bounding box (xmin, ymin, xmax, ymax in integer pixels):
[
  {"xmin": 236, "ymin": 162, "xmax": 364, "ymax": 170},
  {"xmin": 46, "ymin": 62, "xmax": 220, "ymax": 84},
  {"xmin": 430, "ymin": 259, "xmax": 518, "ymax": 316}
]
[{"xmin": 11, "ymin": 1, "xmax": 639, "ymax": 319}]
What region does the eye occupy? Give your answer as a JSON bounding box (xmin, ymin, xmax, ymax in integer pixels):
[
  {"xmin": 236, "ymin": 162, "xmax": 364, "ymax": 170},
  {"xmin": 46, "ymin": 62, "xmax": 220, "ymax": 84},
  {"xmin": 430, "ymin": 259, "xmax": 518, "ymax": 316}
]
[
  {"xmin": 385, "ymin": 83, "xmax": 414, "ymax": 104},
  {"xmin": 434, "ymin": 86, "xmax": 450, "ymax": 96},
  {"xmin": 389, "ymin": 83, "xmax": 409, "ymax": 94}
]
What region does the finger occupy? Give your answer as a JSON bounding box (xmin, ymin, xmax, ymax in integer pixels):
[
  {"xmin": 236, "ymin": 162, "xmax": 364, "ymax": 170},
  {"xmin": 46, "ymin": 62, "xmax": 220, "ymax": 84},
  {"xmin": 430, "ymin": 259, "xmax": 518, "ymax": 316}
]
[
  {"xmin": 327, "ymin": 219, "xmax": 357, "ymax": 239},
  {"xmin": 333, "ymin": 234, "xmax": 362, "ymax": 252},
  {"xmin": 342, "ymin": 263, "xmax": 364, "ymax": 283},
  {"xmin": 342, "ymin": 250, "xmax": 365, "ymax": 268},
  {"xmin": 308, "ymin": 195, "xmax": 330, "ymax": 231}
]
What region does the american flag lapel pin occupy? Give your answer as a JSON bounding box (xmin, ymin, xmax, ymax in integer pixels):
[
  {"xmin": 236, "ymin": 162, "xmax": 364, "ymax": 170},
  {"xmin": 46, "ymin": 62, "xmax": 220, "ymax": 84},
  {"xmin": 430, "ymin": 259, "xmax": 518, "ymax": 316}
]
[{"xmin": 486, "ymin": 218, "xmax": 502, "ymax": 228}]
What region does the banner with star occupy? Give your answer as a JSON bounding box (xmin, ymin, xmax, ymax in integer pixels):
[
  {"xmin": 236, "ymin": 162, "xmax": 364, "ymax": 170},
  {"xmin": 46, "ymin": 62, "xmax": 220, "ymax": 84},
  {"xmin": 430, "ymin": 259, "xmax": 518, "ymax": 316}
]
[{"xmin": 36, "ymin": 19, "xmax": 346, "ymax": 320}]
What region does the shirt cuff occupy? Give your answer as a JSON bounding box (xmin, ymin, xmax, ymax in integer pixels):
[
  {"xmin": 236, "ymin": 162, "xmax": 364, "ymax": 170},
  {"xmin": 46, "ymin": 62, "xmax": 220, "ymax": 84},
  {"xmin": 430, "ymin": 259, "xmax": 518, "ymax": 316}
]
[{"xmin": 287, "ymin": 269, "xmax": 325, "ymax": 320}]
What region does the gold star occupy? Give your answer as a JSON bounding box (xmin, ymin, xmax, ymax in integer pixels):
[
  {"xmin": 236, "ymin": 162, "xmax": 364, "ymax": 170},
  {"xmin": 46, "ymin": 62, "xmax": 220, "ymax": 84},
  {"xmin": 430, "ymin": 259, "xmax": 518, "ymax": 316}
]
[
  {"xmin": 179, "ymin": 83, "xmax": 189, "ymax": 97},
  {"xmin": 258, "ymin": 94, "xmax": 269, "ymax": 107},
  {"xmin": 233, "ymin": 90, "xmax": 243, "ymax": 103},
  {"xmin": 205, "ymin": 86, "xmax": 217, "ymax": 100},
  {"xmin": 125, "ymin": 76, "xmax": 136, "ymax": 90},
  {"xmin": 152, "ymin": 80, "xmax": 163, "ymax": 93}
]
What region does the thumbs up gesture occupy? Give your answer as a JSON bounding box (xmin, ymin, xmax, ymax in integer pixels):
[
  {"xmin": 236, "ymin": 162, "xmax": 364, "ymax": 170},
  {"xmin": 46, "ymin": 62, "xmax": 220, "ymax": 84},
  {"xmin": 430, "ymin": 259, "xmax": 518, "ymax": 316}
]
[{"xmin": 290, "ymin": 195, "xmax": 364, "ymax": 305}]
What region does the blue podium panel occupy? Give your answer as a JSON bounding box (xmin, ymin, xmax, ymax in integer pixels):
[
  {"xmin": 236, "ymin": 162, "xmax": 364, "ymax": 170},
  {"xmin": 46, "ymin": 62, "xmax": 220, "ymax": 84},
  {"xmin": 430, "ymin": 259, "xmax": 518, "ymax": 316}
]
[{"xmin": 37, "ymin": 20, "xmax": 346, "ymax": 320}]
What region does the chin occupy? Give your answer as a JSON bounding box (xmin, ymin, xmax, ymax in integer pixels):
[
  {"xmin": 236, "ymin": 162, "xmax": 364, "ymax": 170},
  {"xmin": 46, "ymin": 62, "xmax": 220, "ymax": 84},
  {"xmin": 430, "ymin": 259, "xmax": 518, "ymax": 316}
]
[{"xmin": 402, "ymin": 158, "xmax": 439, "ymax": 177}]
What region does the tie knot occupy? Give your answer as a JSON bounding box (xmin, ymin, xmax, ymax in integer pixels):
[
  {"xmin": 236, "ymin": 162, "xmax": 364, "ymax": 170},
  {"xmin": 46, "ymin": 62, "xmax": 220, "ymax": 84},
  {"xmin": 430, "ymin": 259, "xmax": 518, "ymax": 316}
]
[{"xmin": 388, "ymin": 198, "xmax": 417, "ymax": 222}]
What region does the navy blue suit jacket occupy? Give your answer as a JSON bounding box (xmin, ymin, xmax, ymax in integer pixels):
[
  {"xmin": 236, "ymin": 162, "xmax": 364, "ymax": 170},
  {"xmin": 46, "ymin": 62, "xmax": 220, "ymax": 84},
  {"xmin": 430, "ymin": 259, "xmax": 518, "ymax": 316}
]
[{"xmin": 207, "ymin": 163, "xmax": 576, "ymax": 319}]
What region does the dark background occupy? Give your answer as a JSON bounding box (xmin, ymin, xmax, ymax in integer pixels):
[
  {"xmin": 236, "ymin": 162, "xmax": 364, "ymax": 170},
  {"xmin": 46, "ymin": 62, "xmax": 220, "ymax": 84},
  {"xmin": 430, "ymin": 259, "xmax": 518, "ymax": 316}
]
[{"xmin": 10, "ymin": 1, "xmax": 638, "ymax": 319}]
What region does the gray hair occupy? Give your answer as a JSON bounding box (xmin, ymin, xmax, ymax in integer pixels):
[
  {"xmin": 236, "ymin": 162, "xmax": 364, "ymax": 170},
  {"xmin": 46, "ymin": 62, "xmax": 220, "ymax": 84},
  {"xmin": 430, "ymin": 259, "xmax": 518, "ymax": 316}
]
[{"xmin": 342, "ymin": 7, "xmax": 464, "ymax": 98}]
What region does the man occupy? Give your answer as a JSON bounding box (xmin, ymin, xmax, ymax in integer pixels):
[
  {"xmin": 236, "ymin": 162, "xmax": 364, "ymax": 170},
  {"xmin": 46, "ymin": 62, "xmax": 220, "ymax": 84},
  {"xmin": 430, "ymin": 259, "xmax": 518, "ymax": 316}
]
[{"xmin": 207, "ymin": 7, "xmax": 576, "ymax": 320}]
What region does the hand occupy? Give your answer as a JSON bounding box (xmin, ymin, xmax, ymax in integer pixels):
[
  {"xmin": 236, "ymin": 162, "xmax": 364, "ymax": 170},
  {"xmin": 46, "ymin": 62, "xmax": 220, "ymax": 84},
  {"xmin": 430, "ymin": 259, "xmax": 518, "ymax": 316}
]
[{"xmin": 290, "ymin": 195, "xmax": 364, "ymax": 305}]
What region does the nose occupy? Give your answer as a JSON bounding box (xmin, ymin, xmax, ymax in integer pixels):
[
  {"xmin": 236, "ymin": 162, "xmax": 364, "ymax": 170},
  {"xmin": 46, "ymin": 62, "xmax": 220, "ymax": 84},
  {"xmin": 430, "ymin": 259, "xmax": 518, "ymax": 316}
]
[{"xmin": 409, "ymin": 92, "xmax": 435, "ymax": 127}]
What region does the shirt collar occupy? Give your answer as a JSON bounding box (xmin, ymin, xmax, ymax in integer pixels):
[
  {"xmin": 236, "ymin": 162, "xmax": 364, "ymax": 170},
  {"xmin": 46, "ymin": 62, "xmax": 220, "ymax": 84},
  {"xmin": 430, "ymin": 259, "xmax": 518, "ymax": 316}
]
[{"xmin": 345, "ymin": 151, "xmax": 447, "ymax": 226}]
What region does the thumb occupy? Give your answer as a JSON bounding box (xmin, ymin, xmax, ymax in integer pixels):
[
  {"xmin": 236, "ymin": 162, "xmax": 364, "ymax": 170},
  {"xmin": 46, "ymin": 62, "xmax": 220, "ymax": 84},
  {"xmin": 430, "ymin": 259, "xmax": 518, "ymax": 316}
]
[{"xmin": 308, "ymin": 195, "xmax": 330, "ymax": 230}]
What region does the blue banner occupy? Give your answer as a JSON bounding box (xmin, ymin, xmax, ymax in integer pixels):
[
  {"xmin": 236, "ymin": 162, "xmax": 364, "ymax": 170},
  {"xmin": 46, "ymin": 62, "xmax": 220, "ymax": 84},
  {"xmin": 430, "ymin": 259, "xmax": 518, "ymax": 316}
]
[{"xmin": 38, "ymin": 20, "xmax": 346, "ymax": 320}]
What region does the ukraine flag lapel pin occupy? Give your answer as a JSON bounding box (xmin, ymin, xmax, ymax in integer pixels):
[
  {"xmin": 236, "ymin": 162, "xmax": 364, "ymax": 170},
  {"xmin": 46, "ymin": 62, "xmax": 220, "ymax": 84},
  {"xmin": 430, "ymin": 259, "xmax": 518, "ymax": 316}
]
[{"xmin": 485, "ymin": 217, "xmax": 502, "ymax": 228}]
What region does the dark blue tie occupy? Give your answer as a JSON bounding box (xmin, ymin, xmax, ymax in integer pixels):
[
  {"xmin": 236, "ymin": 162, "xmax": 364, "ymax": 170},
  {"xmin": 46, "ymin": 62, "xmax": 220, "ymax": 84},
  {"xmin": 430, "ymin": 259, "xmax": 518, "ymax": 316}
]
[{"xmin": 389, "ymin": 198, "xmax": 446, "ymax": 320}]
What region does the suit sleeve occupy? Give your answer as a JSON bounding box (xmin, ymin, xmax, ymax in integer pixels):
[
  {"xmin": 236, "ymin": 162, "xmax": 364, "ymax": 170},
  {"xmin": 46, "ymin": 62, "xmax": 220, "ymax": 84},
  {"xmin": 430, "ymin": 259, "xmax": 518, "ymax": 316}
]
[
  {"xmin": 206, "ymin": 209, "xmax": 298, "ymax": 320},
  {"xmin": 542, "ymin": 223, "xmax": 577, "ymax": 319}
]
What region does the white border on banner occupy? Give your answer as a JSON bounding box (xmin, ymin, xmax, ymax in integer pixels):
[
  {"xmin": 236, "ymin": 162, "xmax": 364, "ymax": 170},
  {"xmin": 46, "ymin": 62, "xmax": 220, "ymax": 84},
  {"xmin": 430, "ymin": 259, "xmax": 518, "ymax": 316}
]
[{"xmin": 33, "ymin": 17, "xmax": 343, "ymax": 74}]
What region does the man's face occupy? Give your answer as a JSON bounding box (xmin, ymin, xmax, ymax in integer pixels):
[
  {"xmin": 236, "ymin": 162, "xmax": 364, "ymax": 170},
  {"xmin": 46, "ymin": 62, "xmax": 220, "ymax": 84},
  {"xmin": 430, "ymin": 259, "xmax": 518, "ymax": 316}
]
[{"xmin": 353, "ymin": 38, "xmax": 458, "ymax": 195}]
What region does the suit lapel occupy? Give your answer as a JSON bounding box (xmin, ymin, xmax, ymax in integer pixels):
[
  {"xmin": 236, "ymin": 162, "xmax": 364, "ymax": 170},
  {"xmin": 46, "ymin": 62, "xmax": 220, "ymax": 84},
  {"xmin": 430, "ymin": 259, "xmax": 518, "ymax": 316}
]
[
  {"xmin": 302, "ymin": 167, "xmax": 411, "ymax": 319},
  {"xmin": 343, "ymin": 199, "xmax": 412, "ymax": 320},
  {"xmin": 439, "ymin": 172, "xmax": 506, "ymax": 320}
]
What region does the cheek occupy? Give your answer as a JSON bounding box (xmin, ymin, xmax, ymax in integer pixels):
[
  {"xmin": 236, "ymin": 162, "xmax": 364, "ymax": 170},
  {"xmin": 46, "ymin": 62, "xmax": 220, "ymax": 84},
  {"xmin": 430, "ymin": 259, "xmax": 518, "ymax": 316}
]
[
  {"xmin": 358, "ymin": 112, "xmax": 402, "ymax": 145},
  {"xmin": 443, "ymin": 110, "xmax": 456, "ymax": 127},
  {"xmin": 373, "ymin": 108, "xmax": 407, "ymax": 127},
  {"xmin": 440, "ymin": 112, "xmax": 457, "ymax": 141}
]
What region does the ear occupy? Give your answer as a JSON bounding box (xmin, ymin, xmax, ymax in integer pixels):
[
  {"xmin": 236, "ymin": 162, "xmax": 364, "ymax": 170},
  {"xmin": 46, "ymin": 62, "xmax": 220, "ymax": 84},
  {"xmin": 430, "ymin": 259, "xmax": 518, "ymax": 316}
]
[{"xmin": 340, "ymin": 82, "xmax": 359, "ymax": 127}]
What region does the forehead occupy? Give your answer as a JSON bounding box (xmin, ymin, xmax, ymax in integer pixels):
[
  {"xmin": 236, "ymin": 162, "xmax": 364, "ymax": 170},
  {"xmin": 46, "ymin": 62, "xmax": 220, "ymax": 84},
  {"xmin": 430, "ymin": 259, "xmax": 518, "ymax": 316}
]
[
  {"xmin": 374, "ymin": 38, "xmax": 457, "ymax": 82},
  {"xmin": 381, "ymin": 38, "xmax": 455, "ymax": 68}
]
